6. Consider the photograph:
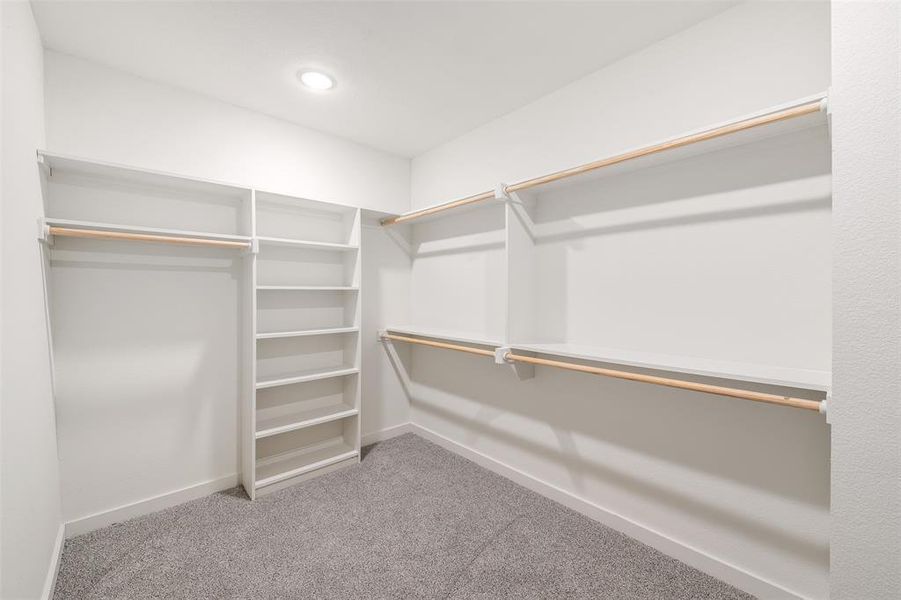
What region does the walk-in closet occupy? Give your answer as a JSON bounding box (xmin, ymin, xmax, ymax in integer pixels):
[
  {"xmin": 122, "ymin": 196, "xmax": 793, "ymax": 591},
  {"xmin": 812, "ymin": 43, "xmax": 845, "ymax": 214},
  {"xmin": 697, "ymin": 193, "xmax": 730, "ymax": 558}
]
[{"xmin": 2, "ymin": 2, "xmax": 899, "ymax": 599}]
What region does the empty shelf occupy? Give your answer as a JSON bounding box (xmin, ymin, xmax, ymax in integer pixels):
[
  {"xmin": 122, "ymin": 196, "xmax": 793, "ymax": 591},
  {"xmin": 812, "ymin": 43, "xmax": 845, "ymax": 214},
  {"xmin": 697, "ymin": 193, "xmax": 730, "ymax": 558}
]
[
  {"xmin": 511, "ymin": 342, "xmax": 831, "ymax": 391},
  {"xmin": 384, "ymin": 325, "xmax": 501, "ymax": 347},
  {"xmin": 256, "ymin": 366, "xmax": 359, "ymax": 389},
  {"xmin": 42, "ymin": 217, "xmax": 251, "ymax": 243},
  {"xmin": 257, "ymin": 285, "xmax": 359, "ymax": 292},
  {"xmin": 256, "ymin": 327, "xmax": 359, "ymax": 340},
  {"xmin": 256, "ymin": 404, "xmax": 358, "ymax": 439},
  {"xmin": 257, "ymin": 236, "xmax": 358, "ymax": 251},
  {"xmin": 255, "ymin": 439, "xmax": 358, "ymax": 489}
]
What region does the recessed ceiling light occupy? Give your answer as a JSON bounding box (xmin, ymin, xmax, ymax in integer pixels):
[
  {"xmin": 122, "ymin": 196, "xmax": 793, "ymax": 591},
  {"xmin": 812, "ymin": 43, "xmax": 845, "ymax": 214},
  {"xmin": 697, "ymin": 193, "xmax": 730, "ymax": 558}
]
[{"xmin": 298, "ymin": 70, "xmax": 335, "ymax": 91}]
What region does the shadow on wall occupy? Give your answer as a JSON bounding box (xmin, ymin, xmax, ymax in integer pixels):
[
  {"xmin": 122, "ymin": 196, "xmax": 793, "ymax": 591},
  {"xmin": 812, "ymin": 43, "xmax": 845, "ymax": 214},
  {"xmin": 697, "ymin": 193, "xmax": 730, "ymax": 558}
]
[{"xmin": 397, "ymin": 346, "xmax": 829, "ymax": 571}]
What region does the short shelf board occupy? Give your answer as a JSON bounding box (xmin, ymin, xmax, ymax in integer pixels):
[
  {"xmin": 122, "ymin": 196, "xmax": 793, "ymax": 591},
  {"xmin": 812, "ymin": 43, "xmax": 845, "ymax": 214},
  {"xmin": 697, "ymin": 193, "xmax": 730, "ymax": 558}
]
[
  {"xmin": 43, "ymin": 217, "xmax": 252, "ymax": 243},
  {"xmin": 511, "ymin": 342, "xmax": 831, "ymax": 391},
  {"xmin": 256, "ymin": 327, "xmax": 359, "ymax": 340},
  {"xmin": 256, "ymin": 366, "xmax": 359, "ymax": 390},
  {"xmin": 256, "ymin": 285, "xmax": 359, "ymax": 292},
  {"xmin": 256, "ymin": 236, "xmax": 358, "ymax": 251},
  {"xmin": 255, "ymin": 438, "xmax": 358, "ymax": 489},
  {"xmin": 255, "ymin": 404, "xmax": 358, "ymax": 439},
  {"xmin": 385, "ymin": 325, "xmax": 501, "ymax": 348}
]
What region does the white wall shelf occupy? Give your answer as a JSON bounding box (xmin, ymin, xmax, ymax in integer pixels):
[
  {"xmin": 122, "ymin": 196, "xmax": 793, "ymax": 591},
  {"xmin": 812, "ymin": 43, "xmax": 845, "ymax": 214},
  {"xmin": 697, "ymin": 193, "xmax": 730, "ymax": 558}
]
[
  {"xmin": 511, "ymin": 342, "xmax": 831, "ymax": 392},
  {"xmin": 256, "ymin": 327, "xmax": 359, "ymax": 340},
  {"xmin": 256, "ymin": 285, "xmax": 359, "ymax": 292},
  {"xmin": 256, "ymin": 404, "xmax": 359, "ymax": 439},
  {"xmin": 42, "ymin": 217, "xmax": 253, "ymax": 244},
  {"xmin": 256, "ymin": 366, "xmax": 359, "ymax": 390},
  {"xmin": 255, "ymin": 438, "xmax": 358, "ymax": 490},
  {"xmin": 257, "ymin": 236, "xmax": 358, "ymax": 251},
  {"xmin": 383, "ymin": 93, "xmax": 828, "ymax": 226},
  {"xmin": 385, "ymin": 325, "xmax": 501, "ymax": 348}
]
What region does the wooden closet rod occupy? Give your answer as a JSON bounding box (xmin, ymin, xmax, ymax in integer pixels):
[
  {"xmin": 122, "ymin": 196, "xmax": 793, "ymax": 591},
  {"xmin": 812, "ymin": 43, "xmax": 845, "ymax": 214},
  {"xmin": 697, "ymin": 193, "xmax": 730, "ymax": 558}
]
[
  {"xmin": 381, "ymin": 333, "xmax": 496, "ymax": 357},
  {"xmin": 381, "ymin": 98, "xmax": 825, "ymax": 226},
  {"xmin": 382, "ymin": 333, "xmax": 823, "ymax": 412},
  {"xmin": 503, "ymin": 352, "xmax": 822, "ymax": 412},
  {"xmin": 47, "ymin": 226, "xmax": 251, "ymax": 249}
]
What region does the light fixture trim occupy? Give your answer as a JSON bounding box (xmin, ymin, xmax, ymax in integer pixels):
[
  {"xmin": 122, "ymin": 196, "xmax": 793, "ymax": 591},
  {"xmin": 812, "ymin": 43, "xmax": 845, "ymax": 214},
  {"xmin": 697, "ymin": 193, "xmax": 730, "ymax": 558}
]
[{"xmin": 298, "ymin": 69, "xmax": 336, "ymax": 91}]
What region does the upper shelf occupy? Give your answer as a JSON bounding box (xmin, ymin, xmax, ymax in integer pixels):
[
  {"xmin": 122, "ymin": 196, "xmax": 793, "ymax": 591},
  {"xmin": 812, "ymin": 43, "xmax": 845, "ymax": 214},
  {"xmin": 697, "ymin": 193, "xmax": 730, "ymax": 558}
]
[
  {"xmin": 43, "ymin": 217, "xmax": 253, "ymax": 244},
  {"xmin": 38, "ymin": 150, "xmax": 249, "ymax": 201},
  {"xmin": 384, "ymin": 325, "xmax": 502, "ymax": 348},
  {"xmin": 510, "ymin": 342, "xmax": 830, "ymax": 392},
  {"xmin": 382, "ymin": 93, "xmax": 829, "ymax": 226}
]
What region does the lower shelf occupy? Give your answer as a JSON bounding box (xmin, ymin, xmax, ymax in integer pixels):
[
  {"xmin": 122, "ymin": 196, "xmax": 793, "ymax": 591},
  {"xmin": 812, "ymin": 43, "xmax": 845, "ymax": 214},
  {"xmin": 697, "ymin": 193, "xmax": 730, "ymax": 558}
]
[
  {"xmin": 255, "ymin": 438, "xmax": 358, "ymax": 490},
  {"xmin": 256, "ymin": 403, "xmax": 358, "ymax": 439}
]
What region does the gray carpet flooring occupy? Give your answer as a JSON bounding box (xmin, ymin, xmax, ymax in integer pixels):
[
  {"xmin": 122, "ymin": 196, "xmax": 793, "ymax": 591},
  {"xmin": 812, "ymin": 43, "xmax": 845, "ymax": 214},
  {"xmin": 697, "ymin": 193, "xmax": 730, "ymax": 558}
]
[{"xmin": 55, "ymin": 433, "xmax": 753, "ymax": 599}]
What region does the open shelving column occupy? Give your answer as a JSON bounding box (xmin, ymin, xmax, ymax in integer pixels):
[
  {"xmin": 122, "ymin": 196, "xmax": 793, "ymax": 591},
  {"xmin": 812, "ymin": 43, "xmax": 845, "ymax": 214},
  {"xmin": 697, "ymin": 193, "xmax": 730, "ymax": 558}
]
[{"xmin": 245, "ymin": 191, "xmax": 362, "ymax": 498}]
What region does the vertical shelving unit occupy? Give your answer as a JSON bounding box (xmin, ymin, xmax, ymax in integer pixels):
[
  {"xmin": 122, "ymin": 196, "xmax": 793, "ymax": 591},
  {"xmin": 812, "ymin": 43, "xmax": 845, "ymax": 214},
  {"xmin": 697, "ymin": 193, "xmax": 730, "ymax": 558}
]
[
  {"xmin": 249, "ymin": 192, "xmax": 362, "ymax": 497},
  {"xmin": 37, "ymin": 151, "xmax": 365, "ymax": 503}
]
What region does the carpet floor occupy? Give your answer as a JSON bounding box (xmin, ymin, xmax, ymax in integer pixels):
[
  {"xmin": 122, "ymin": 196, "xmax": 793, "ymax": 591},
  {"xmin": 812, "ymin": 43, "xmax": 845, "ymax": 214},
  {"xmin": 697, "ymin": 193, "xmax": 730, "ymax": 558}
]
[{"xmin": 55, "ymin": 433, "xmax": 753, "ymax": 599}]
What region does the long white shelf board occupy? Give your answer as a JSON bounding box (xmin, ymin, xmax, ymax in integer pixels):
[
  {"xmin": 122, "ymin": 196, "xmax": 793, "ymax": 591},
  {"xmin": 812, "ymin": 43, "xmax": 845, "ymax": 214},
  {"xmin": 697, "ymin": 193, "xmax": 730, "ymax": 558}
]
[
  {"xmin": 386, "ymin": 93, "xmax": 828, "ymax": 224},
  {"xmin": 531, "ymin": 94, "xmax": 829, "ymax": 195},
  {"xmin": 385, "ymin": 325, "xmax": 502, "ymax": 348},
  {"xmin": 256, "ymin": 236, "xmax": 358, "ymax": 251},
  {"xmin": 38, "ymin": 150, "xmax": 249, "ymax": 200},
  {"xmin": 256, "ymin": 366, "xmax": 359, "ymax": 390},
  {"xmin": 255, "ymin": 439, "xmax": 357, "ymax": 489},
  {"xmin": 43, "ymin": 217, "xmax": 252, "ymax": 243},
  {"xmin": 256, "ymin": 404, "xmax": 358, "ymax": 439},
  {"xmin": 256, "ymin": 327, "xmax": 359, "ymax": 340},
  {"xmin": 511, "ymin": 342, "xmax": 831, "ymax": 392},
  {"xmin": 256, "ymin": 285, "xmax": 359, "ymax": 292}
]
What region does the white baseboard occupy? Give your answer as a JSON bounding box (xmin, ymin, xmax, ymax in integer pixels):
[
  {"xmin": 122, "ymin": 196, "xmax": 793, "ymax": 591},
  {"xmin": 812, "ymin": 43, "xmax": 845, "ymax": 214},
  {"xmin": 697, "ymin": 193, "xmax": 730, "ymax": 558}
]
[
  {"xmin": 409, "ymin": 423, "xmax": 803, "ymax": 600},
  {"xmin": 64, "ymin": 473, "xmax": 237, "ymax": 538},
  {"xmin": 362, "ymin": 422, "xmax": 412, "ymax": 446},
  {"xmin": 40, "ymin": 523, "xmax": 65, "ymax": 600}
]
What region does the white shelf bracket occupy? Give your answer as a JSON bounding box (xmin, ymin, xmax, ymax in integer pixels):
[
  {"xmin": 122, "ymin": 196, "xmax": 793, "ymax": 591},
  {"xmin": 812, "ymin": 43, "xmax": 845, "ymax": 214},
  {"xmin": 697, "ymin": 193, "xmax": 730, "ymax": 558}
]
[
  {"xmin": 38, "ymin": 218, "xmax": 53, "ymax": 246},
  {"xmin": 377, "ymin": 329, "xmax": 389, "ymax": 342},
  {"xmin": 823, "ymin": 89, "xmax": 832, "ymax": 140},
  {"xmin": 495, "ymin": 183, "xmax": 526, "ymax": 206},
  {"xmin": 247, "ymin": 238, "xmax": 259, "ymax": 255},
  {"xmin": 496, "ymin": 346, "xmax": 534, "ymax": 380},
  {"xmin": 36, "ymin": 152, "xmax": 51, "ymax": 177},
  {"xmin": 821, "ymin": 391, "xmax": 831, "ymax": 423}
]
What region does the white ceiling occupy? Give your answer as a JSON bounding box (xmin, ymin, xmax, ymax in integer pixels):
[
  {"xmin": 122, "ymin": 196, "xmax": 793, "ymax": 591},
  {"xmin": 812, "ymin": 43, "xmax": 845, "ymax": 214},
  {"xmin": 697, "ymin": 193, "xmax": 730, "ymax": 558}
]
[{"xmin": 32, "ymin": 1, "xmax": 735, "ymax": 157}]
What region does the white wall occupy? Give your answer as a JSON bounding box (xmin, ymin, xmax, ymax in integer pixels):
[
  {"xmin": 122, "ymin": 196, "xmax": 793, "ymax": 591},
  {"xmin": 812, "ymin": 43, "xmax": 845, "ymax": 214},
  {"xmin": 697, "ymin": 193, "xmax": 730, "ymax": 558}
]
[
  {"xmin": 361, "ymin": 216, "xmax": 411, "ymax": 440},
  {"xmin": 830, "ymin": 3, "xmax": 901, "ymax": 598},
  {"xmin": 43, "ymin": 51, "xmax": 409, "ymax": 214},
  {"xmin": 412, "ymin": 1, "xmax": 829, "ymax": 208},
  {"xmin": 0, "ymin": 2, "xmax": 64, "ymax": 598},
  {"xmin": 401, "ymin": 2, "xmax": 831, "ymax": 598}
]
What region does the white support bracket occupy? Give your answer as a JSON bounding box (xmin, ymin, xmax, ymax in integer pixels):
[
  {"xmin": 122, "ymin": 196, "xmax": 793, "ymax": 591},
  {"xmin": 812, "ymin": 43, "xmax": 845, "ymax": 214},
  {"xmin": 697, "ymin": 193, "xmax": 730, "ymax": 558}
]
[
  {"xmin": 822, "ymin": 89, "xmax": 832, "ymax": 140},
  {"xmin": 495, "ymin": 183, "xmax": 526, "ymax": 206},
  {"xmin": 38, "ymin": 218, "xmax": 53, "ymax": 246},
  {"xmin": 495, "ymin": 346, "xmax": 534, "ymax": 380},
  {"xmin": 247, "ymin": 238, "xmax": 260, "ymax": 256},
  {"xmin": 36, "ymin": 152, "xmax": 51, "ymax": 177},
  {"xmin": 377, "ymin": 329, "xmax": 389, "ymax": 342},
  {"xmin": 821, "ymin": 391, "xmax": 831, "ymax": 423}
]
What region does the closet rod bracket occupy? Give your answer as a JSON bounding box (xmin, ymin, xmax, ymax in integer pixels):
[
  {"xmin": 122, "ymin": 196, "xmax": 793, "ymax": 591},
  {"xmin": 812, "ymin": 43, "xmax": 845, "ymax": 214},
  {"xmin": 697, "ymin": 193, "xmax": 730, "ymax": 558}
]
[
  {"xmin": 38, "ymin": 219, "xmax": 53, "ymax": 246},
  {"xmin": 820, "ymin": 392, "xmax": 831, "ymax": 422},
  {"xmin": 496, "ymin": 347, "xmax": 534, "ymax": 380}
]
